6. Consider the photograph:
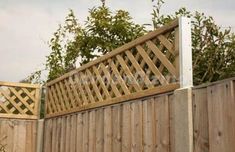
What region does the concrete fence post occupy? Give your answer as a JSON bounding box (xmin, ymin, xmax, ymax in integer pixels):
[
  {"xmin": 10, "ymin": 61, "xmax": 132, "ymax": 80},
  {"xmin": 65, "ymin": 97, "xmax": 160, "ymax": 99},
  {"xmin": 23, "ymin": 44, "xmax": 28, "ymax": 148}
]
[
  {"xmin": 36, "ymin": 119, "xmax": 44, "ymax": 152},
  {"xmin": 172, "ymin": 17, "xmax": 193, "ymax": 152}
]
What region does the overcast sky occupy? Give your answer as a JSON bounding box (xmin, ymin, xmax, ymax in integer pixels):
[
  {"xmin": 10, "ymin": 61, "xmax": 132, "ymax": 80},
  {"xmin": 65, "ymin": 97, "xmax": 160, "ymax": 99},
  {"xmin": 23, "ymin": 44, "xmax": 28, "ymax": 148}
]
[{"xmin": 0, "ymin": 0, "xmax": 235, "ymax": 82}]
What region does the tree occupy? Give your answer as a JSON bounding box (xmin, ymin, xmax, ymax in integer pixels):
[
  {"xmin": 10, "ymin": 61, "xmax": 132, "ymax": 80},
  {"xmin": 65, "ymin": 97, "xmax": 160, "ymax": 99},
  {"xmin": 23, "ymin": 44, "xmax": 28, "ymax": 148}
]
[
  {"xmin": 46, "ymin": 6, "xmax": 146, "ymax": 81},
  {"xmin": 28, "ymin": 1, "xmax": 235, "ymax": 86},
  {"xmin": 152, "ymin": 0, "xmax": 235, "ymax": 85}
]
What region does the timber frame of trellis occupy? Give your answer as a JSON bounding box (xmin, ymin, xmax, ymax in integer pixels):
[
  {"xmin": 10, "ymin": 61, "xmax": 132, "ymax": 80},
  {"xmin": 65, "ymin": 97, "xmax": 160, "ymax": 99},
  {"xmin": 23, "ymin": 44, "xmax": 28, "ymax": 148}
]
[
  {"xmin": 0, "ymin": 81, "xmax": 41, "ymax": 119},
  {"xmin": 45, "ymin": 17, "xmax": 192, "ymax": 118}
]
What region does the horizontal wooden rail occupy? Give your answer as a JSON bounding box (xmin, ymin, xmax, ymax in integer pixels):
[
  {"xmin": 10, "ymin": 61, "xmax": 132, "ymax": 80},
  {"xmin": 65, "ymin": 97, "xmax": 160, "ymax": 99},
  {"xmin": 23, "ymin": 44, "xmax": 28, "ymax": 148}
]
[
  {"xmin": 0, "ymin": 81, "xmax": 41, "ymax": 119},
  {"xmin": 0, "ymin": 81, "xmax": 40, "ymax": 88},
  {"xmin": 45, "ymin": 19, "xmax": 181, "ymax": 118}
]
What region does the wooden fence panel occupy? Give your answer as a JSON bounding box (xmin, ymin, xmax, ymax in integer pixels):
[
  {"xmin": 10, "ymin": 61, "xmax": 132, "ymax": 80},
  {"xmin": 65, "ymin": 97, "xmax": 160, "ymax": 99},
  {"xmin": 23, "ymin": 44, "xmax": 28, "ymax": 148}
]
[
  {"xmin": 0, "ymin": 81, "xmax": 41, "ymax": 119},
  {"xmin": 43, "ymin": 78, "xmax": 235, "ymax": 152},
  {"xmin": 43, "ymin": 93, "xmax": 173, "ymax": 152},
  {"xmin": 207, "ymin": 81, "xmax": 235, "ymax": 152},
  {"xmin": 192, "ymin": 87, "xmax": 209, "ymax": 152},
  {"xmin": 192, "ymin": 79, "xmax": 235, "ymax": 152},
  {"xmin": 0, "ymin": 119, "xmax": 37, "ymax": 152},
  {"xmin": 45, "ymin": 19, "xmax": 180, "ymax": 118}
]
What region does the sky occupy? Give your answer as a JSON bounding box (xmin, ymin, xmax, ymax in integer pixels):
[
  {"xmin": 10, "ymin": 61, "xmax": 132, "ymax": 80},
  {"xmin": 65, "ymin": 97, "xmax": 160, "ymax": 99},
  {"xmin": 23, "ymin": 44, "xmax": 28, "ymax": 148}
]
[{"xmin": 0, "ymin": 0, "xmax": 235, "ymax": 82}]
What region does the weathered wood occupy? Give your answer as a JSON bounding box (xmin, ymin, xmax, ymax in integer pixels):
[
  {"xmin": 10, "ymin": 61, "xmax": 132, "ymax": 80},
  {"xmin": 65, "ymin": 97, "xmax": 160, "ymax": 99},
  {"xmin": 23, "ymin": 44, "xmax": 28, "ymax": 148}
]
[
  {"xmin": 104, "ymin": 107, "xmax": 112, "ymax": 152},
  {"xmin": 70, "ymin": 115, "xmax": 77, "ymax": 152},
  {"xmin": 192, "ymin": 88, "xmax": 209, "ymax": 152},
  {"xmin": 96, "ymin": 109, "xmax": 104, "ymax": 152},
  {"xmin": 207, "ymin": 81, "xmax": 235, "ymax": 152},
  {"xmin": 82, "ymin": 112, "xmax": 89, "ymax": 152},
  {"xmin": 0, "ymin": 119, "xmax": 37, "ymax": 152},
  {"xmin": 76, "ymin": 113, "xmax": 83, "ymax": 151},
  {"xmin": 121, "ymin": 103, "xmax": 132, "ymax": 152},
  {"xmin": 143, "ymin": 99, "xmax": 154, "ymax": 152},
  {"xmin": 155, "ymin": 96, "xmax": 170, "ymax": 152},
  {"xmin": 131, "ymin": 101, "xmax": 142, "ymax": 152},
  {"xmin": 88, "ymin": 111, "xmax": 96, "ymax": 152}
]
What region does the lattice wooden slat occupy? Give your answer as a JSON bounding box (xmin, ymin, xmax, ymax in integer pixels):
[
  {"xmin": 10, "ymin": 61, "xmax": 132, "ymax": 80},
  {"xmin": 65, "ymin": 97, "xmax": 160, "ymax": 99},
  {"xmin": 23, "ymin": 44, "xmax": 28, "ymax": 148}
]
[
  {"xmin": 0, "ymin": 81, "xmax": 41, "ymax": 119},
  {"xmin": 46, "ymin": 19, "xmax": 180, "ymax": 117}
]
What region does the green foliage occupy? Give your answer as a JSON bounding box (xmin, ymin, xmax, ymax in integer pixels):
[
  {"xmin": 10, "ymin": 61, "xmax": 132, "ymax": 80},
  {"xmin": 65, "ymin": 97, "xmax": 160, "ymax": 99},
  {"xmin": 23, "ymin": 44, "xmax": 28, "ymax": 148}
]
[
  {"xmin": 22, "ymin": 70, "xmax": 44, "ymax": 84},
  {"xmin": 46, "ymin": 10, "xmax": 82, "ymax": 81},
  {"xmin": 31, "ymin": 1, "xmax": 235, "ymax": 86},
  {"xmin": 152, "ymin": 0, "xmax": 235, "ymax": 85},
  {"xmin": 46, "ymin": 6, "xmax": 145, "ymax": 81}
]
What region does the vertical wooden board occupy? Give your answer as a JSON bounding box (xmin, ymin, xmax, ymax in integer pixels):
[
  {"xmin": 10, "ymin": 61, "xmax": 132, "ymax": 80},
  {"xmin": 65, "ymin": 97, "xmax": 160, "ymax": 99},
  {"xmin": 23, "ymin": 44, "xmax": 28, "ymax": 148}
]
[
  {"xmin": 155, "ymin": 96, "xmax": 170, "ymax": 152},
  {"xmin": 13, "ymin": 120, "xmax": 20, "ymax": 152},
  {"xmin": 33, "ymin": 120, "xmax": 37, "ymax": 152},
  {"xmin": 208, "ymin": 83, "xmax": 225, "ymax": 152},
  {"xmin": 131, "ymin": 101, "xmax": 142, "ymax": 152},
  {"xmin": 88, "ymin": 111, "xmax": 96, "ymax": 152},
  {"xmin": 224, "ymin": 81, "xmax": 235, "ymax": 152},
  {"xmin": 104, "ymin": 106, "xmax": 112, "ymax": 152},
  {"xmin": 55, "ymin": 117, "xmax": 61, "ymax": 152},
  {"xmin": 0, "ymin": 119, "xmax": 8, "ymax": 151},
  {"xmin": 25, "ymin": 121, "xmax": 35, "ymax": 152},
  {"xmin": 54, "ymin": 117, "xmax": 61, "ymax": 152},
  {"xmin": 65, "ymin": 116, "xmax": 71, "ymax": 152},
  {"xmin": 112, "ymin": 105, "xmax": 122, "ymax": 152},
  {"xmin": 143, "ymin": 99, "xmax": 154, "ymax": 152},
  {"xmin": 6, "ymin": 120, "xmax": 14, "ymax": 152},
  {"xmin": 59, "ymin": 116, "xmax": 66, "ymax": 152},
  {"xmin": 44, "ymin": 119, "xmax": 51, "ymax": 152},
  {"xmin": 122, "ymin": 103, "xmax": 131, "ymax": 152},
  {"xmin": 207, "ymin": 81, "xmax": 235, "ymax": 152},
  {"xmin": 82, "ymin": 112, "xmax": 89, "ymax": 152},
  {"xmin": 42, "ymin": 120, "xmax": 47, "ymax": 152},
  {"xmin": 51, "ymin": 118, "xmax": 57, "ymax": 152},
  {"xmin": 168, "ymin": 94, "xmax": 175, "ymax": 152},
  {"xmin": 70, "ymin": 115, "xmax": 77, "ymax": 152},
  {"xmin": 192, "ymin": 88, "xmax": 209, "ymax": 152},
  {"xmin": 17, "ymin": 120, "xmax": 27, "ymax": 152},
  {"xmin": 96, "ymin": 109, "xmax": 104, "ymax": 152},
  {"xmin": 76, "ymin": 113, "xmax": 83, "ymax": 151}
]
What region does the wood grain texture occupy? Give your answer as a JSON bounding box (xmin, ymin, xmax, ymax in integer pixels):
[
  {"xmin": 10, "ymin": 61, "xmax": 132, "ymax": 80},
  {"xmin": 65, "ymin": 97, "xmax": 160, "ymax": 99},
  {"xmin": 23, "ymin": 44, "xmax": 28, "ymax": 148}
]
[
  {"xmin": 43, "ymin": 93, "xmax": 173, "ymax": 152},
  {"xmin": 207, "ymin": 81, "xmax": 235, "ymax": 152},
  {"xmin": 45, "ymin": 19, "xmax": 180, "ymax": 117},
  {"xmin": 192, "ymin": 88, "xmax": 209, "ymax": 152},
  {"xmin": 0, "ymin": 81, "xmax": 41, "ymax": 119},
  {"xmin": 0, "ymin": 119, "xmax": 37, "ymax": 152},
  {"xmin": 42, "ymin": 79, "xmax": 235, "ymax": 152}
]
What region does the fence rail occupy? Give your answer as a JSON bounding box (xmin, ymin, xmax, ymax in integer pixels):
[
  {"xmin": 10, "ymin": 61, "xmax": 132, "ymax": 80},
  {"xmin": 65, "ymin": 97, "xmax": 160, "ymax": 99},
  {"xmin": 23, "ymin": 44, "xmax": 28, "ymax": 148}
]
[
  {"xmin": 0, "ymin": 81, "xmax": 41, "ymax": 119},
  {"xmin": 46, "ymin": 19, "xmax": 181, "ymax": 118}
]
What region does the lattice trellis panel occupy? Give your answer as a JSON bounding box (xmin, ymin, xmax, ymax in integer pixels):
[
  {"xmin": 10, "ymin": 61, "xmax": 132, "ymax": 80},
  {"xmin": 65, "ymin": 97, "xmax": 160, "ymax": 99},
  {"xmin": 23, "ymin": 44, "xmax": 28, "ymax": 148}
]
[
  {"xmin": 0, "ymin": 82, "xmax": 41, "ymax": 119},
  {"xmin": 46, "ymin": 19, "xmax": 180, "ymax": 117}
]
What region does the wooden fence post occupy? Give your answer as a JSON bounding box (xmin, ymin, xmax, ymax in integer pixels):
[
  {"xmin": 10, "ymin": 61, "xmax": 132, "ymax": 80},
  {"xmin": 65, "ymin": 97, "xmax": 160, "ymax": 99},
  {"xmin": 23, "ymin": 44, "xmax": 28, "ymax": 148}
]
[{"xmin": 172, "ymin": 17, "xmax": 193, "ymax": 152}]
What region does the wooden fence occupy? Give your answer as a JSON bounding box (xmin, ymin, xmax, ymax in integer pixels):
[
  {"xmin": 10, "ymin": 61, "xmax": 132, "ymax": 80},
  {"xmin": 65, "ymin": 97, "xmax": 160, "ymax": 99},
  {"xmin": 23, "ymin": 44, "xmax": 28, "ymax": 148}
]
[
  {"xmin": 193, "ymin": 78, "xmax": 235, "ymax": 152},
  {"xmin": 0, "ymin": 81, "xmax": 41, "ymax": 119},
  {"xmin": 0, "ymin": 81, "xmax": 41, "ymax": 152},
  {"xmin": 43, "ymin": 78, "xmax": 235, "ymax": 152},
  {"xmin": 43, "ymin": 92, "xmax": 173, "ymax": 152},
  {"xmin": 45, "ymin": 18, "xmax": 185, "ymax": 118},
  {"xmin": 0, "ymin": 118, "xmax": 37, "ymax": 152},
  {"xmin": 42, "ymin": 17, "xmax": 194, "ymax": 152}
]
